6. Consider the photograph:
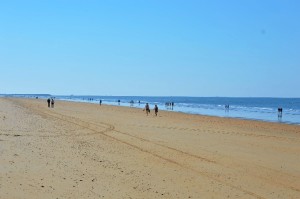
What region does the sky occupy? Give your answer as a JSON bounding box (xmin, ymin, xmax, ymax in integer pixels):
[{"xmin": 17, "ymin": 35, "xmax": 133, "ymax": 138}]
[{"xmin": 0, "ymin": 0, "xmax": 299, "ymax": 97}]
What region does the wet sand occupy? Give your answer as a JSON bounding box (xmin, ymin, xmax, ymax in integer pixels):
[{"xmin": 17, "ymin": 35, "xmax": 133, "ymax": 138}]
[{"xmin": 0, "ymin": 98, "xmax": 299, "ymax": 199}]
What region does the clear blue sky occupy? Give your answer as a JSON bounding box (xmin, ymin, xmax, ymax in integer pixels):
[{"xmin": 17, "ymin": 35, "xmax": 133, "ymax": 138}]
[{"xmin": 0, "ymin": 0, "xmax": 299, "ymax": 97}]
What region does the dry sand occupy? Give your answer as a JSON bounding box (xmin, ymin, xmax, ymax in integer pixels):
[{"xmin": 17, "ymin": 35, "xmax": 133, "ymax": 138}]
[{"xmin": 0, "ymin": 98, "xmax": 299, "ymax": 199}]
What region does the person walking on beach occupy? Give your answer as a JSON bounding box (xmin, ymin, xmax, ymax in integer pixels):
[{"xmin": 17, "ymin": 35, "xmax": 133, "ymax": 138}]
[
  {"xmin": 47, "ymin": 98, "xmax": 51, "ymax": 108},
  {"xmin": 144, "ymin": 103, "xmax": 150, "ymax": 116},
  {"xmin": 99, "ymin": 100, "xmax": 102, "ymax": 106},
  {"xmin": 51, "ymin": 98, "xmax": 55, "ymax": 108},
  {"xmin": 278, "ymin": 107, "xmax": 283, "ymax": 118},
  {"xmin": 154, "ymin": 105, "xmax": 158, "ymax": 116}
]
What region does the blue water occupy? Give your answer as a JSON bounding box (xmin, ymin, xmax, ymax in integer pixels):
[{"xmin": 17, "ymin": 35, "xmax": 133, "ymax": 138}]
[
  {"xmin": 49, "ymin": 95, "xmax": 300, "ymax": 125},
  {"xmin": 5, "ymin": 94, "xmax": 300, "ymax": 124}
]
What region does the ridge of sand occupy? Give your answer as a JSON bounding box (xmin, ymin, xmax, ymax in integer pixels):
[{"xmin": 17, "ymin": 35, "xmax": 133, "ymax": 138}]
[{"xmin": 0, "ymin": 98, "xmax": 299, "ymax": 198}]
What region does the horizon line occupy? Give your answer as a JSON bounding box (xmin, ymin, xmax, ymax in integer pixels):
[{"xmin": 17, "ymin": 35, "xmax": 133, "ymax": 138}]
[{"xmin": 1, "ymin": 93, "xmax": 299, "ymax": 99}]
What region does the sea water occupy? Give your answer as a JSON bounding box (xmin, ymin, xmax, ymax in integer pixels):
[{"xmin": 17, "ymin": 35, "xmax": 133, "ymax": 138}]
[{"xmin": 51, "ymin": 96, "xmax": 300, "ymax": 125}]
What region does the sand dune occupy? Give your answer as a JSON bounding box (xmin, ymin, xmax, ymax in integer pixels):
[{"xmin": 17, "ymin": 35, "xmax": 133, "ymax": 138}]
[{"xmin": 0, "ymin": 98, "xmax": 299, "ymax": 199}]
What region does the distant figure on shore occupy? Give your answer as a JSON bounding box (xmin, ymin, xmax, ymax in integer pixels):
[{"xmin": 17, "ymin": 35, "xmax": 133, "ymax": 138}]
[
  {"xmin": 51, "ymin": 98, "xmax": 55, "ymax": 108},
  {"xmin": 225, "ymin": 104, "xmax": 230, "ymax": 112},
  {"xmin": 165, "ymin": 102, "xmax": 174, "ymax": 110},
  {"xmin": 118, "ymin": 100, "xmax": 120, "ymax": 105},
  {"xmin": 99, "ymin": 100, "xmax": 102, "ymax": 106},
  {"xmin": 47, "ymin": 98, "xmax": 51, "ymax": 108},
  {"xmin": 144, "ymin": 103, "xmax": 150, "ymax": 116},
  {"xmin": 154, "ymin": 105, "xmax": 158, "ymax": 116},
  {"xmin": 138, "ymin": 100, "xmax": 140, "ymax": 106},
  {"xmin": 130, "ymin": 100, "xmax": 134, "ymax": 107},
  {"xmin": 278, "ymin": 107, "xmax": 283, "ymax": 118}
]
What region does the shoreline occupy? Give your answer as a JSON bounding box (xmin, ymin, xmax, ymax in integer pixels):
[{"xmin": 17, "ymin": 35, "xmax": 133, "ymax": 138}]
[
  {"xmin": 57, "ymin": 98, "xmax": 300, "ymax": 126},
  {"xmin": 3, "ymin": 95, "xmax": 299, "ymax": 125}
]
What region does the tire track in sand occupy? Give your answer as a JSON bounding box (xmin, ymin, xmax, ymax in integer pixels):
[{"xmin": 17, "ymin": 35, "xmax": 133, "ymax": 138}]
[{"xmin": 36, "ymin": 109, "xmax": 268, "ymax": 199}]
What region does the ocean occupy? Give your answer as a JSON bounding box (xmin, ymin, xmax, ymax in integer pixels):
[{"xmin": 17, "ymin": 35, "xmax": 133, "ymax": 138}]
[
  {"xmin": 50, "ymin": 95, "xmax": 300, "ymax": 125},
  {"xmin": 4, "ymin": 94, "xmax": 300, "ymax": 125}
]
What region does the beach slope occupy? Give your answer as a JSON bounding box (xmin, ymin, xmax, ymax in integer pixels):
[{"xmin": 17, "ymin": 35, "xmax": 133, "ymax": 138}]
[{"xmin": 0, "ymin": 98, "xmax": 299, "ymax": 198}]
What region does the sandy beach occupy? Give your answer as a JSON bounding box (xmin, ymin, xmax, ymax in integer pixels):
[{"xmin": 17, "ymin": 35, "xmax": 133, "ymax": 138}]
[{"xmin": 0, "ymin": 98, "xmax": 299, "ymax": 199}]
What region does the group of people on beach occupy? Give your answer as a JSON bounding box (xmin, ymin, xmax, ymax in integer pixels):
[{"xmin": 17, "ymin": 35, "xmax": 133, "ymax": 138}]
[
  {"xmin": 45, "ymin": 97, "xmax": 167, "ymax": 117},
  {"xmin": 45, "ymin": 97, "xmax": 285, "ymax": 121},
  {"xmin": 224, "ymin": 104, "xmax": 284, "ymax": 119},
  {"xmin": 144, "ymin": 103, "xmax": 159, "ymax": 116},
  {"xmin": 165, "ymin": 102, "xmax": 174, "ymax": 110},
  {"xmin": 99, "ymin": 99, "xmax": 159, "ymax": 117},
  {"xmin": 47, "ymin": 98, "xmax": 55, "ymax": 108}
]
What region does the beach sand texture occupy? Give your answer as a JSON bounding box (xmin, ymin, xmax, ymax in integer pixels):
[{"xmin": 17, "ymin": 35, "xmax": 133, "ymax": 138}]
[{"xmin": 0, "ymin": 98, "xmax": 299, "ymax": 199}]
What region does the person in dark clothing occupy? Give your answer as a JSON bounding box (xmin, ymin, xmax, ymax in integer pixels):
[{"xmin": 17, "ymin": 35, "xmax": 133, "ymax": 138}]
[
  {"xmin": 278, "ymin": 107, "xmax": 283, "ymax": 118},
  {"xmin": 99, "ymin": 100, "xmax": 102, "ymax": 106},
  {"xmin": 144, "ymin": 103, "xmax": 150, "ymax": 116},
  {"xmin": 47, "ymin": 98, "xmax": 51, "ymax": 108},
  {"xmin": 154, "ymin": 105, "xmax": 158, "ymax": 116},
  {"xmin": 51, "ymin": 98, "xmax": 55, "ymax": 108}
]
